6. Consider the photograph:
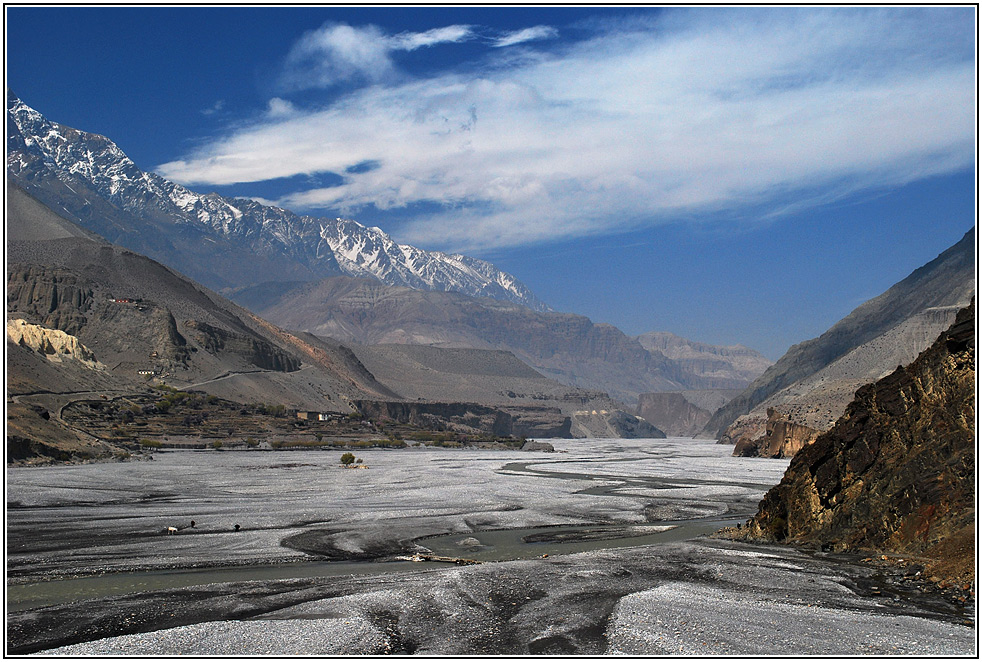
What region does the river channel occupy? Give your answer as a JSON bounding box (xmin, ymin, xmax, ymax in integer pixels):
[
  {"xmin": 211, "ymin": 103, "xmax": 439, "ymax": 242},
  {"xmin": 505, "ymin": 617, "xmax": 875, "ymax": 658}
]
[
  {"xmin": 6, "ymin": 440, "xmax": 784, "ymax": 606},
  {"xmin": 7, "ymin": 439, "xmax": 976, "ymax": 656}
]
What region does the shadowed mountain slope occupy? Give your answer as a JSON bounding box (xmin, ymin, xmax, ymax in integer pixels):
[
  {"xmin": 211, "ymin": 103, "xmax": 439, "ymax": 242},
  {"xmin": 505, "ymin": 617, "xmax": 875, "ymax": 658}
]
[
  {"xmin": 704, "ymin": 229, "xmax": 975, "ymax": 446},
  {"xmin": 230, "ymin": 275, "xmax": 764, "ymax": 405}
]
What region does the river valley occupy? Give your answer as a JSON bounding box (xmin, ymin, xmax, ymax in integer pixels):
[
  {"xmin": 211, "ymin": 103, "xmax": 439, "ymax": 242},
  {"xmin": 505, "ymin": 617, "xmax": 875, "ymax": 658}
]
[{"xmin": 6, "ymin": 438, "xmax": 976, "ymax": 655}]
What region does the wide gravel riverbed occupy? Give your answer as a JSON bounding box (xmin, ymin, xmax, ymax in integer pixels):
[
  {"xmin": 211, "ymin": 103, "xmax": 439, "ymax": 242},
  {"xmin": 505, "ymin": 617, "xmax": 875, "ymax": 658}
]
[{"xmin": 6, "ymin": 438, "xmax": 976, "ymax": 655}]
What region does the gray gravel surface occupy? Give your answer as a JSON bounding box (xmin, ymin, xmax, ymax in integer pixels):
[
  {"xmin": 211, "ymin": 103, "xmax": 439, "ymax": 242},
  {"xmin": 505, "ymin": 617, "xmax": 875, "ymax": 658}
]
[{"xmin": 8, "ymin": 439, "xmax": 976, "ymax": 656}]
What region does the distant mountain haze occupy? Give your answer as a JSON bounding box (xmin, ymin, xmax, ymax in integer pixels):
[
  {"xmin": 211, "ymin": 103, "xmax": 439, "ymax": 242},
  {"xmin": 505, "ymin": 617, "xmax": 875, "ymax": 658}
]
[
  {"xmin": 635, "ymin": 332, "xmax": 772, "ymax": 387},
  {"xmin": 230, "ymin": 275, "xmax": 772, "ymax": 404}
]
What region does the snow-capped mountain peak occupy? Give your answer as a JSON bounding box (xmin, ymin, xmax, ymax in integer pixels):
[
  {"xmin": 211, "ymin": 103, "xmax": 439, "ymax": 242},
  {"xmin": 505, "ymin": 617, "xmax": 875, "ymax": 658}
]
[{"xmin": 6, "ymin": 92, "xmax": 549, "ymax": 312}]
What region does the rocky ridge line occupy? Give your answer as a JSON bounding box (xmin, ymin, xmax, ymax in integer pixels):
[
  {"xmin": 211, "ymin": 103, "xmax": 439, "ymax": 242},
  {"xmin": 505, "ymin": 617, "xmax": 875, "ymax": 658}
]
[
  {"xmin": 6, "ymin": 91, "xmax": 548, "ymax": 311},
  {"xmin": 704, "ymin": 229, "xmax": 975, "ymax": 451}
]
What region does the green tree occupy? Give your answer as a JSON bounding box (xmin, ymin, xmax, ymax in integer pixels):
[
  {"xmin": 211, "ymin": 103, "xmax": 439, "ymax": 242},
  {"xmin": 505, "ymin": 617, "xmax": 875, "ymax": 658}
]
[{"xmin": 340, "ymin": 452, "xmax": 356, "ymax": 466}]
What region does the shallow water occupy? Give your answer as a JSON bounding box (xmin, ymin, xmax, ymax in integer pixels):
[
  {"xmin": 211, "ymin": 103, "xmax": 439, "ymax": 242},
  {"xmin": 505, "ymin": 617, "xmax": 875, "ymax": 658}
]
[
  {"xmin": 417, "ymin": 518, "xmax": 740, "ymax": 561},
  {"xmin": 6, "ymin": 560, "xmax": 451, "ymax": 612}
]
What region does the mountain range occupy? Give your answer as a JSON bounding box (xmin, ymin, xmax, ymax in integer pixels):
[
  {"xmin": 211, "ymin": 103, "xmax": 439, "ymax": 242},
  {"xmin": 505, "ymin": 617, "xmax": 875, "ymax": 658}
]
[
  {"xmin": 15, "ymin": 87, "xmax": 970, "ymax": 459},
  {"xmin": 6, "ymin": 91, "xmax": 547, "ymax": 311},
  {"xmin": 6, "ymin": 91, "xmax": 773, "ymax": 408},
  {"xmin": 229, "ymin": 275, "xmax": 770, "ymax": 404},
  {"xmin": 11, "ymin": 181, "xmax": 654, "ymax": 458}
]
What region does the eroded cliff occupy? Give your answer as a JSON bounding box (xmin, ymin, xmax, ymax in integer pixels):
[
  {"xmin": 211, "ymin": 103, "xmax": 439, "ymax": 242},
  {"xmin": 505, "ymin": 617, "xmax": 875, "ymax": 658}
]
[
  {"xmin": 732, "ymin": 408, "xmax": 821, "ymax": 458},
  {"xmin": 7, "ymin": 319, "xmax": 104, "ymax": 369},
  {"xmin": 737, "ymin": 301, "xmax": 975, "ymax": 584}
]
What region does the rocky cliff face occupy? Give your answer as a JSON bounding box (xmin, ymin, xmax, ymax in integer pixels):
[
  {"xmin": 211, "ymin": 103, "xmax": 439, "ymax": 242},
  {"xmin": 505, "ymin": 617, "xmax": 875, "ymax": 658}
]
[
  {"xmin": 732, "ymin": 408, "xmax": 821, "ymax": 458},
  {"xmin": 737, "ymin": 301, "xmax": 975, "ymax": 584},
  {"xmin": 7, "ymin": 266, "xmax": 94, "ymax": 336},
  {"xmin": 570, "ymin": 409, "xmax": 666, "ymax": 439},
  {"xmin": 636, "ymin": 392, "xmax": 711, "ymax": 438},
  {"xmin": 7, "ymin": 319, "xmax": 104, "ymax": 369},
  {"xmin": 184, "ymin": 320, "xmax": 301, "ymax": 373},
  {"xmin": 636, "ymin": 332, "xmax": 773, "ymax": 388},
  {"xmin": 720, "ymin": 304, "xmax": 970, "ymax": 458}
]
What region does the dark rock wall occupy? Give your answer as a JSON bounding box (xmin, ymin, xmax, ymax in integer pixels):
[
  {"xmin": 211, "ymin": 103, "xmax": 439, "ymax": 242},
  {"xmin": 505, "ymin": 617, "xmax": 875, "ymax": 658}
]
[
  {"xmin": 7, "ymin": 266, "xmax": 93, "ymax": 335},
  {"xmin": 352, "ymin": 400, "xmax": 572, "ymax": 438},
  {"xmin": 740, "ymin": 301, "xmax": 975, "ymax": 581},
  {"xmin": 185, "ymin": 320, "xmax": 301, "ymax": 372}
]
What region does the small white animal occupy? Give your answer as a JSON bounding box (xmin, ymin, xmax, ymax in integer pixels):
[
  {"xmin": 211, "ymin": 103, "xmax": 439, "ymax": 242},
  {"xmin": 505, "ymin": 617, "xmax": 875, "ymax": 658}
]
[{"xmin": 166, "ymin": 526, "xmax": 179, "ymax": 535}]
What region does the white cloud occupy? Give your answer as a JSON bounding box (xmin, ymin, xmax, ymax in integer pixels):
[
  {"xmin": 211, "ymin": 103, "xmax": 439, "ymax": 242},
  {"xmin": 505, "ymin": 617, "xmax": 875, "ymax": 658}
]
[
  {"xmin": 391, "ymin": 25, "xmax": 474, "ymax": 51},
  {"xmin": 201, "ymin": 99, "xmax": 225, "ymax": 116},
  {"xmin": 266, "ymin": 97, "xmax": 296, "ymax": 117},
  {"xmin": 493, "ymin": 25, "xmax": 559, "ymax": 48},
  {"xmin": 279, "ymin": 22, "xmax": 475, "ymax": 90},
  {"xmin": 281, "ymin": 23, "xmax": 394, "ymax": 89},
  {"xmin": 159, "ymin": 8, "xmax": 976, "ymax": 252}
]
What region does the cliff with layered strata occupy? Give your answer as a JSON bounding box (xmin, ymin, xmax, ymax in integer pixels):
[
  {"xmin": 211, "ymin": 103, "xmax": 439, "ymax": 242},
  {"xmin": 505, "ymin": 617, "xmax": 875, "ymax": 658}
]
[{"xmin": 737, "ymin": 301, "xmax": 975, "ymax": 584}]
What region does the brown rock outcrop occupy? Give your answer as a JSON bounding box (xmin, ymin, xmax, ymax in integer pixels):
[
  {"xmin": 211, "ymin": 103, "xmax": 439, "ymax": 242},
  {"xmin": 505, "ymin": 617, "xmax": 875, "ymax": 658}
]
[
  {"xmin": 737, "ymin": 301, "xmax": 975, "ymax": 584},
  {"xmin": 732, "ymin": 408, "xmax": 821, "ymax": 458}
]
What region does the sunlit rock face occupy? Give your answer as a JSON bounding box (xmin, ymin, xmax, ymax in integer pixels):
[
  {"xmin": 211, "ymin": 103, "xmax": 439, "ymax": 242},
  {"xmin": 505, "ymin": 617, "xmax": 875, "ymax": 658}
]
[
  {"xmin": 7, "ymin": 319, "xmax": 104, "ymax": 369},
  {"xmin": 740, "ymin": 301, "xmax": 975, "ymax": 583},
  {"xmin": 732, "ymin": 408, "xmax": 821, "ymax": 458}
]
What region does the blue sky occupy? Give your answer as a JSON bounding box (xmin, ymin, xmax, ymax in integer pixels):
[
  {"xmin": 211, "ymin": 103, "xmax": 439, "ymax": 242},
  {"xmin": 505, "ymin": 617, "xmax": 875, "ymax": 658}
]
[{"xmin": 6, "ymin": 6, "xmax": 976, "ymax": 359}]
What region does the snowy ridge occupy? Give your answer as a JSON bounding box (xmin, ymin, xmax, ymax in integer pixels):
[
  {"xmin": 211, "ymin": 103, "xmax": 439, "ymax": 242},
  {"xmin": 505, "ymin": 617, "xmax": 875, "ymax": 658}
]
[{"xmin": 6, "ymin": 92, "xmax": 550, "ymax": 312}]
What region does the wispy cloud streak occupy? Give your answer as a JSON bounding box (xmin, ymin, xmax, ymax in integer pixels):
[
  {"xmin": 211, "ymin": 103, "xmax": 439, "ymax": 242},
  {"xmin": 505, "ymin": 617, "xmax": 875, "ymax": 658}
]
[
  {"xmin": 492, "ymin": 26, "xmax": 558, "ymax": 47},
  {"xmin": 158, "ymin": 8, "xmax": 976, "ymax": 252},
  {"xmin": 279, "ymin": 22, "xmax": 475, "ymax": 89}
]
